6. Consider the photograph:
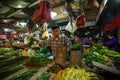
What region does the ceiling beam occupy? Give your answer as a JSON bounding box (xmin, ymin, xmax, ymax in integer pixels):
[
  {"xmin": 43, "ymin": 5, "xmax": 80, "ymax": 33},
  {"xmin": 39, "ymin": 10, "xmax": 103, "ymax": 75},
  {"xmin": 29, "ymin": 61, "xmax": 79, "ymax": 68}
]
[
  {"xmin": 95, "ymin": 0, "xmax": 108, "ymax": 23},
  {"xmin": 28, "ymin": 0, "xmax": 41, "ymax": 8},
  {"xmin": 7, "ymin": 0, "xmax": 41, "ymax": 18},
  {"xmin": 51, "ymin": 1, "xmax": 65, "ymax": 8},
  {"xmin": 6, "ymin": 0, "xmax": 65, "ymax": 18}
]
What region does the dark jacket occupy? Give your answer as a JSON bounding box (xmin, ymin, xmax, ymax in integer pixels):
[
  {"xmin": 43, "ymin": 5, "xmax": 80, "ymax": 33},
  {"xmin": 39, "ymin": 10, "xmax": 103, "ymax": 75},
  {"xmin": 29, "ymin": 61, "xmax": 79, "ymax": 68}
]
[{"xmin": 103, "ymin": 37, "xmax": 119, "ymax": 52}]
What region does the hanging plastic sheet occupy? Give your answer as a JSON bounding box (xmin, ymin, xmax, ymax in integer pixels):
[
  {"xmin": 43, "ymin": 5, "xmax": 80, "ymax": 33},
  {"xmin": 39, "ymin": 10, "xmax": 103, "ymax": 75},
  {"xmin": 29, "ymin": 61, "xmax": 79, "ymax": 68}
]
[
  {"xmin": 33, "ymin": 0, "xmax": 51, "ymax": 24},
  {"xmin": 69, "ymin": 16, "xmax": 73, "ymax": 28},
  {"xmin": 107, "ymin": 0, "xmax": 120, "ymax": 16},
  {"xmin": 102, "ymin": 0, "xmax": 120, "ymax": 25},
  {"xmin": 102, "ymin": 11, "xmax": 115, "ymax": 25},
  {"xmin": 65, "ymin": 20, "xmax": 77, "ymax": 34},
  {"xmin": 104, "ymin": 14, "xmax": 120, "ymax": 31}
]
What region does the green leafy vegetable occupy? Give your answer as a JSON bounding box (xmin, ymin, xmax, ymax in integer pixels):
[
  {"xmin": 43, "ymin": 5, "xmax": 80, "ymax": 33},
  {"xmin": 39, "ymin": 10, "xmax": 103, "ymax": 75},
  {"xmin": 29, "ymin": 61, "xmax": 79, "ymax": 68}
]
[
  {"xmin": 36, "ymin": 71, "xmax": 51, "ymax": 80},
  {"xmin": 0, "ymin": 66, "xmax": 24, "ymax": 79},
  {"xmin": 10, "ymin": 69, "xmax": 37, "ymax": 80},
  {"xmin": 25, "ymin": 56, "xmax": 53, "ymax": 67},
  {"xmin": 72, "ymin": 44, "xmax": 81, "ymax": 50}
]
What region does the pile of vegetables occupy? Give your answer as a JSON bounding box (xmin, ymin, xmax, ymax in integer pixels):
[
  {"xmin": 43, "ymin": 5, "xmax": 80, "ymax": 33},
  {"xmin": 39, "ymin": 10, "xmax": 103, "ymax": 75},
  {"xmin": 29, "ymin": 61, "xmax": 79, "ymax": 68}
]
[
  {"xmin": 0, "ymin": 48, "xmax": 18, "ymax": 56},
  {"xmin": 25, "ymin": 56, "xmax": 53, "ymax": 67},
  {"xmin": 0, "ymin": 56, "xmax": 27, "ymax": 70},
  {"xmin": 90, "ymin": 43, "xmax": 120, "ymax": 58},
  {"xmin": 10, "ymin": 69, "xmax": 37, "ymax": 80},
  {"xmin": 71, "ymin": 43, "xmax": 81, "ymax": 50},
  {"xmin": 83, "ymin": 43, "xmax": 120, "ymax": 67},
  {"xmin": 53, "ymin": 67, "xmax": 98, "ymax": 80},
  {"xmin": 83, "ymin": 52, "xmax": 112, "ymax": 67},
  {"xmin": 0, "ymin": 66, "xmax": 24, "ymax": 79},
  {"xmin": 0, "ymin": 56, "xmax": 11, "ymax": 61},
  {"xmin": 36, "ymin": 71, "xmax": 52, "ymax": 80}
]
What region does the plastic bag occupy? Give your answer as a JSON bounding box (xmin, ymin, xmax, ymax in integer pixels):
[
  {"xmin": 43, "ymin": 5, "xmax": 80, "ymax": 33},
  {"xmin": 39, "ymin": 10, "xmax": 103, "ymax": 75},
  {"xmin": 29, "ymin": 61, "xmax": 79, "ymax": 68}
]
[
  {"xmin": 33, "ymin": 0, "xmax": 51, "ymax": 24},
  {"xmin": 104, "ymin": 14, "xmax": 120, "ymax": 31},
  {"xmin": 41, "ymin": 31, "xmax": 49, "ymax": 40},
  {"xmin": 76, "ymin": 14, "xmax": 86, "ymax": 28},
  {"xmin": 65, "ymin": 21, "xmax": 77, "ymax": 34}
]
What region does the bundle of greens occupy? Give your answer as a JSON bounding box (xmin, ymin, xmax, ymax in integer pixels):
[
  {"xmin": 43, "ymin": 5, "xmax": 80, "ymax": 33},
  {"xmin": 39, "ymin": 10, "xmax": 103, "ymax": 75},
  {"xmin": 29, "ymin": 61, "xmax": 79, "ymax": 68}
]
[
  {"xmin": 36, "ymin": 71, "xmax": 51, "ymax": 80},
  {"xmin": 83, "ymin": 52, "xmax": 106, "ymax": 67},
  {"xmin": 0, "ymin": 66, "xmax": 24, "ymax": 79},
  {"xmin": 71, "ymin": 43, "xmax": 81, "ymax": 50},
  {"xmin": 25, "ymin": 56, "xmax": 53, "ymax": 67},
  {"xmin": 0, "ymin": 48, "xmax": 19, "ymax": 56},
  {"xmin": 10, "ymin": 69, "xmax": 37, "ymax": 80},
  {"xmin": 90, "ymin": 43, "xmax": 120, "ymax": 58}
]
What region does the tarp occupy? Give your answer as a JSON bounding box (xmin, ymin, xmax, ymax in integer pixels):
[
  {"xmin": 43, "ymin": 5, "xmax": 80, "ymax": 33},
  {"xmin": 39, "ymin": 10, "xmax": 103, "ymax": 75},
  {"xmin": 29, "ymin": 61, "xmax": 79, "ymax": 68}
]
[
  {"xmin": 33, "ymin": 0, "xmax": 51, "ymax": 24},
  {"xmin": 104, "ymin": 14, "xmax": 120, "ymax": 31}
]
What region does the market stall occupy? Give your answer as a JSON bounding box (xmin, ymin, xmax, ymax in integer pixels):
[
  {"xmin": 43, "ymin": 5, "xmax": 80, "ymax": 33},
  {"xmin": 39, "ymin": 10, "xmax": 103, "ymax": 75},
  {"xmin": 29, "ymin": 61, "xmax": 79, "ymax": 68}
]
[{"xmin": 0, "ymin": 0, "xmax": 120, "ymax": 80}]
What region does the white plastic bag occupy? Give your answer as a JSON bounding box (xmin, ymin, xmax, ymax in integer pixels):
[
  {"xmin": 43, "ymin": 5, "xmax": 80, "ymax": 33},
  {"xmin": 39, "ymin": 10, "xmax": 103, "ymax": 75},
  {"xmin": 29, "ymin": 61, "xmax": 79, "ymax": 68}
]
[{"xmin": 65, "ymin": 21, "xmax": 77, "ymax": 34}]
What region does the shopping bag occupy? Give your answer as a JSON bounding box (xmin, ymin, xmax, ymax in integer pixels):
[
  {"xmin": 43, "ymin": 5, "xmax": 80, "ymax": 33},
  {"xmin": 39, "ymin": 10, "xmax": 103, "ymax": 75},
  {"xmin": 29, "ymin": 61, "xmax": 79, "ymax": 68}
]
[
  {"xmin": 33, "ymin": 0, "xmax": 51, "ymax": 24},
  {"xmin": 76, "ymin": 14, "xmax": 86, "ymax": 28},
  {"xmin": 41, "ymin": 31, "xmax": 49, "ymax": 40},
  {"xmin": 104, "ymin": 14, "xmax": 120, "ymax": 31},
  {"xmin": 65, "ymin": 21, "xmax": 77, "ymax": 34}
]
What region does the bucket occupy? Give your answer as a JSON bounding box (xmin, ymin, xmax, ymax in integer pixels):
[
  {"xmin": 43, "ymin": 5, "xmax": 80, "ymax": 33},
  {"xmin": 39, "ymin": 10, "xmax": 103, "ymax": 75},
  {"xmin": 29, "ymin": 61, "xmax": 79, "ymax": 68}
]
[{"xmin": 70, "ymin": 50, "xmax": 82, "ymax": 67}]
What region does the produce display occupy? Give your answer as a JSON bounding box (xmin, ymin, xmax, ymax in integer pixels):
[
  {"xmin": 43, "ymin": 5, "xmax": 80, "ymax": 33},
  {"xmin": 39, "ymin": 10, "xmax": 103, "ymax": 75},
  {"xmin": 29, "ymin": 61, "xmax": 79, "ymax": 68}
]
[
  {"xmin": 89, "ymin": 43, "xmax": 120, "ymax": 57},
  {"xmin": 0, "ymin": 48, "xmax": 18, "ymax": 56},
  {"xmin": 0, "ymin": 66, "xmax": 24, "ymax": 79},
  {"xmin": 0, "ymin": 56, "xmax": 11, "ymax": 61},
  {"xmin": 83, "ymin": 43, "xmax": 120, "ymax": 67},
  {"xmin": 83, "ymin": 52, "xmax": 110, "ymax": 67},
  {"xmin": 71, "ymin": 43, "xmax": 81, "ymax": 50},
  {"xmin": 36, "ymin": 71, "xmax": 52, "ymax": 80},
  {"xmin": 0, "ymin": 41, "xmax": 119, "ymax": 80},
  {"xmin": 53, "ymin": 67, "xmax": 98, "ymax": 80},
  {"xmin": 0, "ymin": 56, "xmax": 27, "ymax": 70},
  {"xmin": 10, "ymin": 69, "xmax": 37, "ymax": 80},
  {"xmin": 25, "ymin": 56, "xmax": 53, "ymax": 67}
]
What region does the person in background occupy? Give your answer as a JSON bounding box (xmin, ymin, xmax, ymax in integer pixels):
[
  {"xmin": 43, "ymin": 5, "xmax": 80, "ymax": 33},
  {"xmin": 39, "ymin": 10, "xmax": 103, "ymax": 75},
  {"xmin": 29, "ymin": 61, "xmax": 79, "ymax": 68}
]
[
  {"xmin": 12, "ymin": 39, "xmax": 18, "ymax": 47},
  {"xmin": 82, "ymin": 36, "xmax": 92, "ymax": 46},
  {"xmin": 102, "ymin": 31, "xmax": 119, "ymax": 52},
  {"xmin": 38, "ymin": 25, "xmax": 71, "ymax": 69},
  {"xmin": 5, "ymin": 39, "xmax": 11, "ymax": 48},
  {"xmin": 74, "ymin": 35, "xmax": 81, "ymax": 44},
  {"xmin": 81, "ymin": 35, "xmax": 92, "ymax": 53}
]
